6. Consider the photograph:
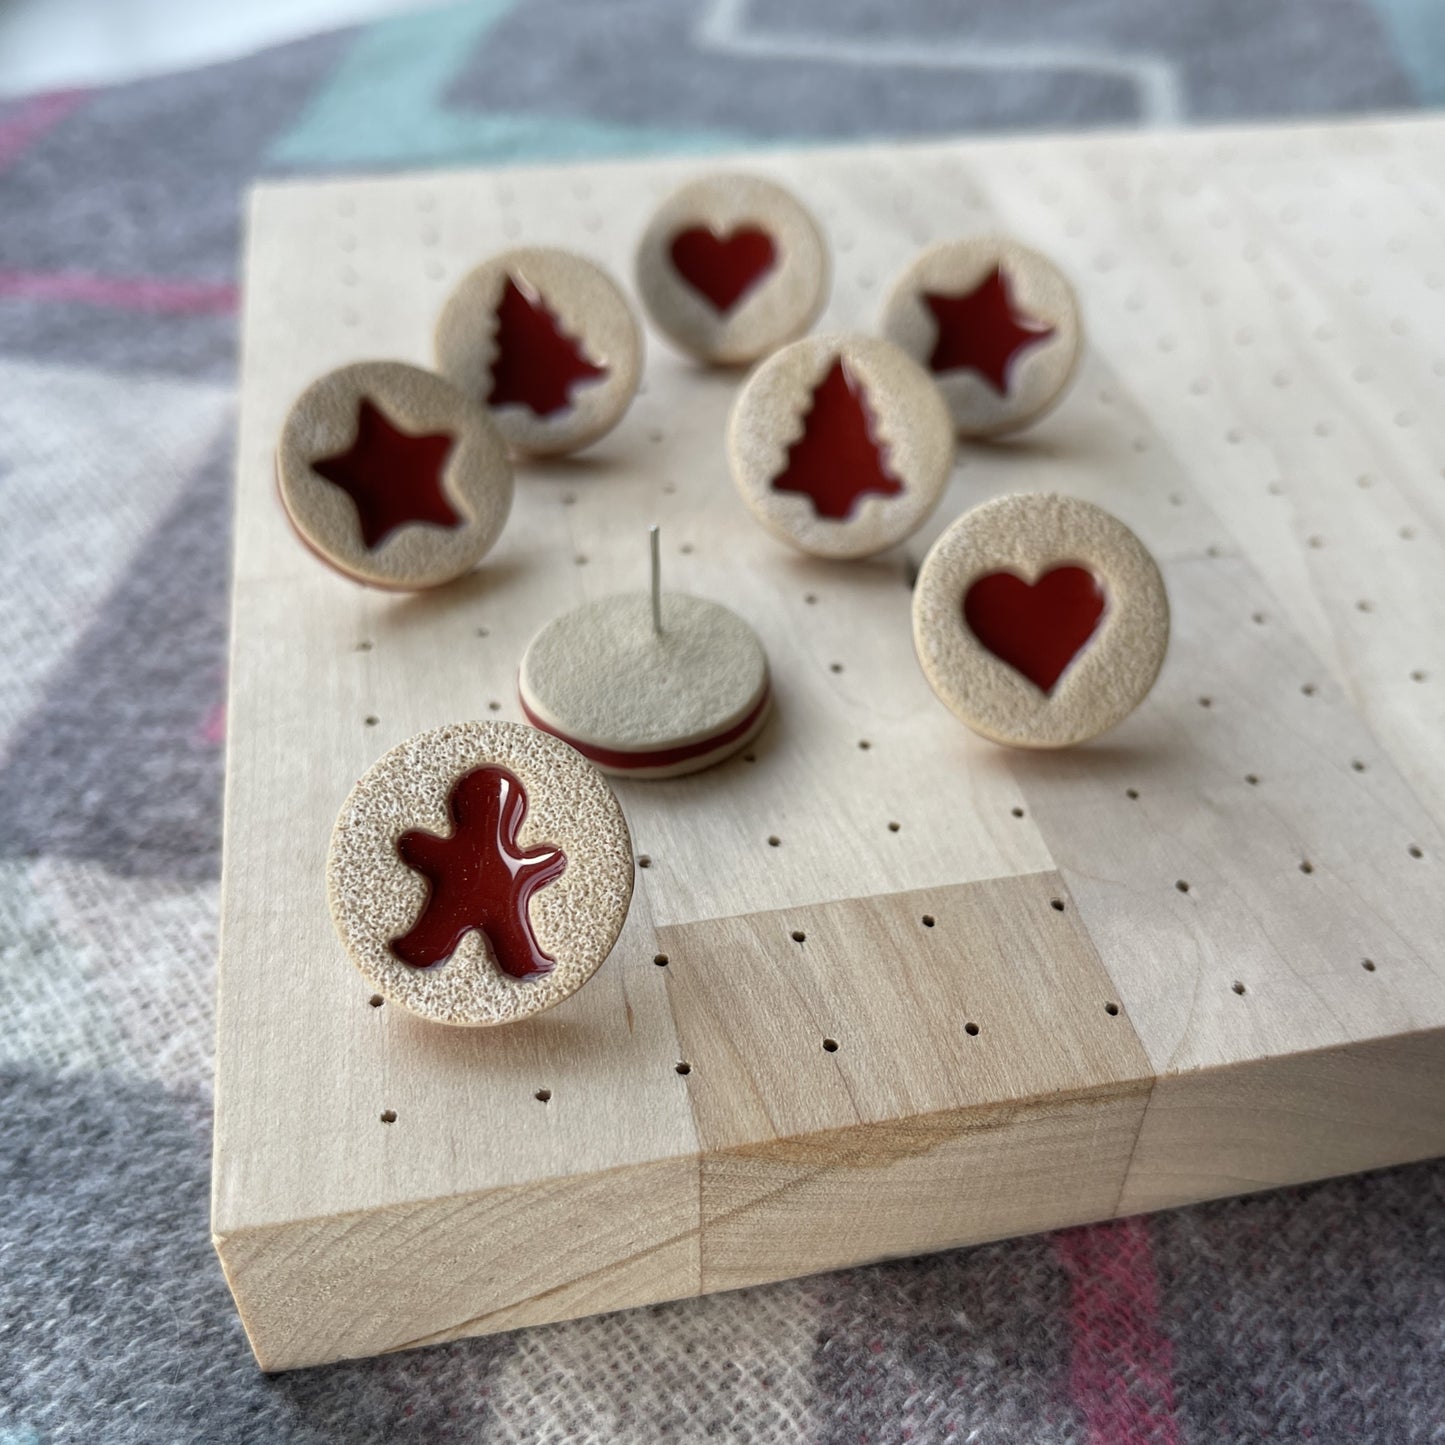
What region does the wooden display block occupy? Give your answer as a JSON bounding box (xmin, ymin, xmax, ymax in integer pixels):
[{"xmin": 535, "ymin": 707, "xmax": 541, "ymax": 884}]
[{"xmin": 213, "ymin": 117, "xmax": 1445, "ymax": 1370}]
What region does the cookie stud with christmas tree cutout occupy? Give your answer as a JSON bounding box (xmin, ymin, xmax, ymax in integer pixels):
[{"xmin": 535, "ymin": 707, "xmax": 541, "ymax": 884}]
[
  {"xmin": 728, "ymin": 333, "xmax": 954, "ymax": 560},
  {"xmin": 880, "ymin": 237, "xmax": 1081, "ymax": 438},
  {"xmin": 519, "ymin": 527, "xmax": 770, "ymax": 778},
  {"xmin": 328, "ymin": 720, "xmax": 634, "ymax": 1026},
  {"xmin": 277, "ymin": 360, "xmax": 513, "ymax": 590},
  {"xmin": 635, "ymin": 173, "xmax": 829, "ymax": 365},
  {"xmin": 435, "ymin": 247, "xmax": 642, "ymax": 457},
  {"xmin": 913, "ymin": 493, "xmax": 1168, "ymax": 748}
]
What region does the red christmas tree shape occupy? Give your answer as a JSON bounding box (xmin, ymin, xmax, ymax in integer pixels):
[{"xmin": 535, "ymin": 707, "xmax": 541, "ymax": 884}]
[
  {"xmin": 390, "ymin": 765, "xmax": 567, "ymax": 978},
  {"xmin": 311, "ymin": 398, "xmax": 460, "ymax": 551},
  {"xmin": 924, "ymin": 265, "xmax": 1056, "ymax": 395},
  {"xmin": 769, "ymin": 359, "xmax": 904, "ymax": 521},
  {"xmin": 488, "ymin": 275, "xmax": 608, "ymax": 418}
]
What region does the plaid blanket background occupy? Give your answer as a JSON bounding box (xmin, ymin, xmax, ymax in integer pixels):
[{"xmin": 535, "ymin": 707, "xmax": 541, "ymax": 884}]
[{"xmin": 2, "ymin": 3, "xmax": 1443, "ymax": 1440}]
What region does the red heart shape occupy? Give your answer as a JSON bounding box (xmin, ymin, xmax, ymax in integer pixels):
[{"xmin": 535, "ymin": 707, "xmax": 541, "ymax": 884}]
[
  {"xmin": 963, "ymin": 566, "xmax": 1106, "ymax": 695},
  {"xmin": 669, "ymin": 226, "xmax": 777, "ymax": 314}
]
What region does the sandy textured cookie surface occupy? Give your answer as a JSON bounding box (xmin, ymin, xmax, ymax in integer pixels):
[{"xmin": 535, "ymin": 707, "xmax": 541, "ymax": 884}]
[
  {"xmin": 913, "ymin": 493, "xmax": 1169, "ymax": 748},
  {"xmin": 434, "ymin": 247, "xmax": 642, "ymax": 457},
  {"xmin": 519, "ymin": 592, "xmax": 771, "ymax": 778},
  {"xmin": 328, "ymin": 721, "xmax": 634, "ymax": 1026},
  {"xmin": 635, "ymin": 173, "xmax": 829, "ymax": 365},
  {"xmin": 277, "ymin": 361, "xmax": 513, "ymax": 590},
  {"xmin": 880, "ymin": 237, "xmax": 1080, "ymax": 438},
  {"xmin": 728, "ymin": 333, "xmax": 954, "ymax": 560}
]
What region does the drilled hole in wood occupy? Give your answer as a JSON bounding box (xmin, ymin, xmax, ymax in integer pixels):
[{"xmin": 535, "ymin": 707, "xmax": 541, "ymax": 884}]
[
  {"xmin": 368, "ymin": 994, "xmax": 384, "ymax": 1008},
  {"xmin": 804, "ymin": 593, "xmax": 818, "ymax": 605},
  {"xmin": 1104, "ymin": 1002, "xmax": 1120, "ymax": 1016},
  {"xmin": 1252, "ymin": 612, "xmax": 1266, "ymax": 625},
  {"xmin": 637, "ymin": 854, "xmax": 652, "ymax": 869},
  {"xmin": 476, "ymin": 626, "xmax": 490, "ymax": 638},
  {"xmin": 575, "ymin": 554, "xmax": 588, "ymax": 566},
  {"xmin": 355, "ymin": 640, "xmax": 373, "ymax": 651},
  {"xmin": 1232, "ymin": 981, "xmax": 1247, "ymax": 995},
  {"xmin": 1357, "ymin": 600, "xmax": 1373, "ymax": 613},
  {"xmin": 830, "ymin": 662, "xmax": 844, "ymax": 674},
  {"xmin": 380, "ymin": 1110, "xmax": 397, "ymax": 1123},
  {"xmin": 562, "ymin": 493, "xmax": 577, "ymax": 506},
  {"xmin": 1411, "ymin": 670, "xmax": 1428, "ymax": 682},
  {"xmin": 487, "ymin": 700, "xmax": 501, "ymax": 712},
  {"xmin": 964, "ymin": 1021, "xmax": 981, "ymax": 1037},
  {"xmin": 675, "ymin": 1061, "xmax": 692, "ymax": 1076},
  {"xmin": 767, "ymin": 835, "xmax": 781, "ymax": 847},
  {"xmin": 1176, "ymin": 880, "xmax": 1191, "ymax": 893},
  {"xmin": 822, "ymin": 1038, "xmax": 839, "ymax": 1053},
  {"xmin": 364, "ymin": 715, "xmax": 379, "ymax": 727},
  {"xmin": 1245, "ymin": 774, "xmax": 1260, "ymax": 786},
  {"xmin": 1351, "ymin": 759, "xmax": 1367, "ymax": 772},
  {"xmin": 1362, "ymin": 958, "xmax": 1377, "ymax": 972},
  {"xmin": 921, "ymin": 914, "xmax": 935, "ymax": 928},
  {"xmin": 1299, "ymin": 860, "xmax": 1314, "ymax": 874},
  {"xmin": 1050, "ymin": 898, "xmax": 1066, "ymax": 912},
  {"xmin": 1409, "ymin": 845, "xmax": 1424, "ymax": 859},
  {"xmin": 791, "ymin": 929, "xmax": 806, "ymax": 943},
  {"xmin": 1301, "ymin": 683, "xmax": 1317, "ymax": 696},
  {"xmin": 653, "ymin": 953, "xmax": 668, "ymax": 967},
  {"xmin": 1011, "ymin": 807, "xmax": 1025, "ymax": 818},
  {"xmin": 1126, "ymin": 788, "xmax": 1140, "ymax": 800},
  {"xmin": 887, "ymin": 821, "xmax": 901, "ymax": 833},
  {"xmin": 535, "ymin": 1088, "xmax": 551, "ymax": 1103},
  {"xmin": 1198, "ymin": 696, "xmax": 1213, "ymax": 708},
  {"xmin": 858, "ymin": 740, "xmax": 872, "ymax": 750},
  {"xmin": 743, "ymin": 753, "xmax": 757, "ymax": 764}
]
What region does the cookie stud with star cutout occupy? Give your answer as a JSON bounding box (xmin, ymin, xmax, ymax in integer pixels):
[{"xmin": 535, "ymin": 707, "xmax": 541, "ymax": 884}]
[
  {"xmin": 434, "ymin": 247, "xmax": 643, "ymax": 457},
  {"xmin": 912, "ymin": 493, "xmax": 1169, "ymax": 748},
  {"xmin": 277, "ymin": 360, "xmax": 514, "ymax": 590},
  {"xmin": 727, "ymin": 333, "xmax": 954, "ymax": 560},
  {"xmin": 880, "ymin": 237, "xmax": 1081, "ymax": 438},
  {"xmin": 635, "ymin": 173, "xmax": 830, "ymax": 365},
  {"xmin": 328, "ymin": 721, "xmax": 635, "ymax": 1027}
]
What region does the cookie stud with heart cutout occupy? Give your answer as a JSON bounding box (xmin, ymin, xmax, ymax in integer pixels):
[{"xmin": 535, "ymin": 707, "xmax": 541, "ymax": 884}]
[
  {"xmin": 913, "ymin": 493, "xmax": 1169, "ymax": 748},
  {"xmin": 328, "ymin": 720, "xmax": 635, "ymax": 1026},
  {"xmin": 435, "ymin": 247, "xmax": 642, "ymax": 457},
  {"xmin": 880, "ymin": 236, "xmax": 1081, "ymax": 438},
  {"xmin": 728, "ymin": 333, "xmax": 954, "ymax": 560},
  {"xmin": 277, "ymin": 360, "xmax": 514, "ymax": 590},
  {"xmin": 636, "ymin": 174, "xmax": 829, "ymax": 365}
]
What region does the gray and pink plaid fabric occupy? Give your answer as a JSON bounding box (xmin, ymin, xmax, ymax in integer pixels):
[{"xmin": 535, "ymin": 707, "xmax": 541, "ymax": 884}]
[{"xmin": 2, "ymin": 4, "xmax": 1442, "ymax": 1441}]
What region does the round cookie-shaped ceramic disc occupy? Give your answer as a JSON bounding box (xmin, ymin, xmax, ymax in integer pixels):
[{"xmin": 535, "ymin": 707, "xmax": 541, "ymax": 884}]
[
  {"xmin": 519, "ymin": 592, "xmax": 770, "ymax": 778},
  {"xmin": 913, "ymin": 493, "xmax": 1168, "ymax": 748},
  {"xmin": 635, "ymin": 173, "xmax": 829, "ymax": 365},
  {"xmin": 328, "ymin": 721, "xmax": 634, "ymax": 1026},
  {"xmin": 728, "ymin": 332, "xmax": 953, "ymax": 557},
  {"xmin": 434, "ymin": 247, "xmax": 642, "ymax": 457},
  {"xmin": 277, "ymin": 361, "xmax": 513, "ymax": 590},
  {"xmin": 728, "ymin": 333, "xmax": 954, "ymax": 560},
  {"xmin": 879, "ymin": 237, "xmax": 1081, "ymax": 438}
]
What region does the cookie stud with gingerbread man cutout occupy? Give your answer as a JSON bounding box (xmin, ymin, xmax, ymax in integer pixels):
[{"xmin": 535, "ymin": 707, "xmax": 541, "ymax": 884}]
[
  {"xmin": 728, "ymin": 333, "xmax": 954, "ymax": 560},
  {"xmin": 635, "ymin": 173, "xmax": 829, "ymax": 365},
  {"xmin": 328, "ymin": 720, "xmax": 635, "ymax": 1026},
  {"xmin": 880, "ymin": 237, "xmax": 1081, "ymax": 438},
  {"xmin": 435, "ymin": 247, "xmax": 642, "ymax": 457},
  {"xmin": 912, "ymin": 493, "xmax": 1169, "ymax": 748},
  {"xmin": 277, "ymin": 360, "xmax": 514, "ymax": 590}
]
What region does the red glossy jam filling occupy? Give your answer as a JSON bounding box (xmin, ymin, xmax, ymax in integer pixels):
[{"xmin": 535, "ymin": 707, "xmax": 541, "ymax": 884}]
[
  {"xmin": 924, "ymin": 266, "xmax": 1055, "ymax": 395},
  {"xmin": 390, "ymin": 765, "xmax": 566, "ymax": 977},
  {"xmin": 963, "ymin": 566, "xmax": 1105, "ymax": 695},
  {"xmin": 487, "ymin": 275, "xmax": 608, "ymax": 418},
  {"xmin": 669, "ymin": 225, "xmax": 777, "ymax": 313},
  {"xmin": 769, "ymin": 358, "xmax": 904, "ymax": 521},
  {"xmin": 310, "ymin": 398, "xmax": 460, "ymax": 550}
]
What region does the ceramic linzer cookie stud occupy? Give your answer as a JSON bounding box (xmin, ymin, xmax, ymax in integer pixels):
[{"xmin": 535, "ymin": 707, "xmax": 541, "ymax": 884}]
[
  {"xmin": 728, "ymin": 333, "xmax": 953, "ymax": 560},
  {"xmin": 435, "ymin": 247, "xmax": 642, "ymax": 457},
  {"xmin": 277, "ymin": 361, "xmax": 513, "ymax": 590},
  {"xmin": 328, "ymin": 720, "xmax": 633, "ymax": 1026},
  {"xmin": 520, "ymin": 528, "xmax": 770, "ymax": 778},
  {"xmin": 880, "ymin": 237, "xmax": 1081, "ymax": 438},
  {"xmin": 635, "ymin": 173, "xmax": 829, "ymax": 365},
  {"xmin": 913, "ymin": 493, "xmax": 1168, "ymax": 748}
]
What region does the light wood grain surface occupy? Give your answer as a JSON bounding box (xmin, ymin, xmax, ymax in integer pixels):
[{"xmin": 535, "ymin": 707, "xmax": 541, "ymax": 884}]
[{"xmin": 215, "ymin": 115, "xmax": 1445, "ymax": 1370}]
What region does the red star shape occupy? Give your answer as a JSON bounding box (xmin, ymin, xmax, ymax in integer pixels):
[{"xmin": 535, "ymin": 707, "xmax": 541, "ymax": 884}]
[
  {"xmin": 923, "ymin": 266, "xmax": 1056, "ymax": 395},
  {"xmin": 311, "ymin": 398, "xmax": 460, "ymax": 551},
  {"xmin": 390, "ymin": 765, "xmax": 567, "ymax": 978}
]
